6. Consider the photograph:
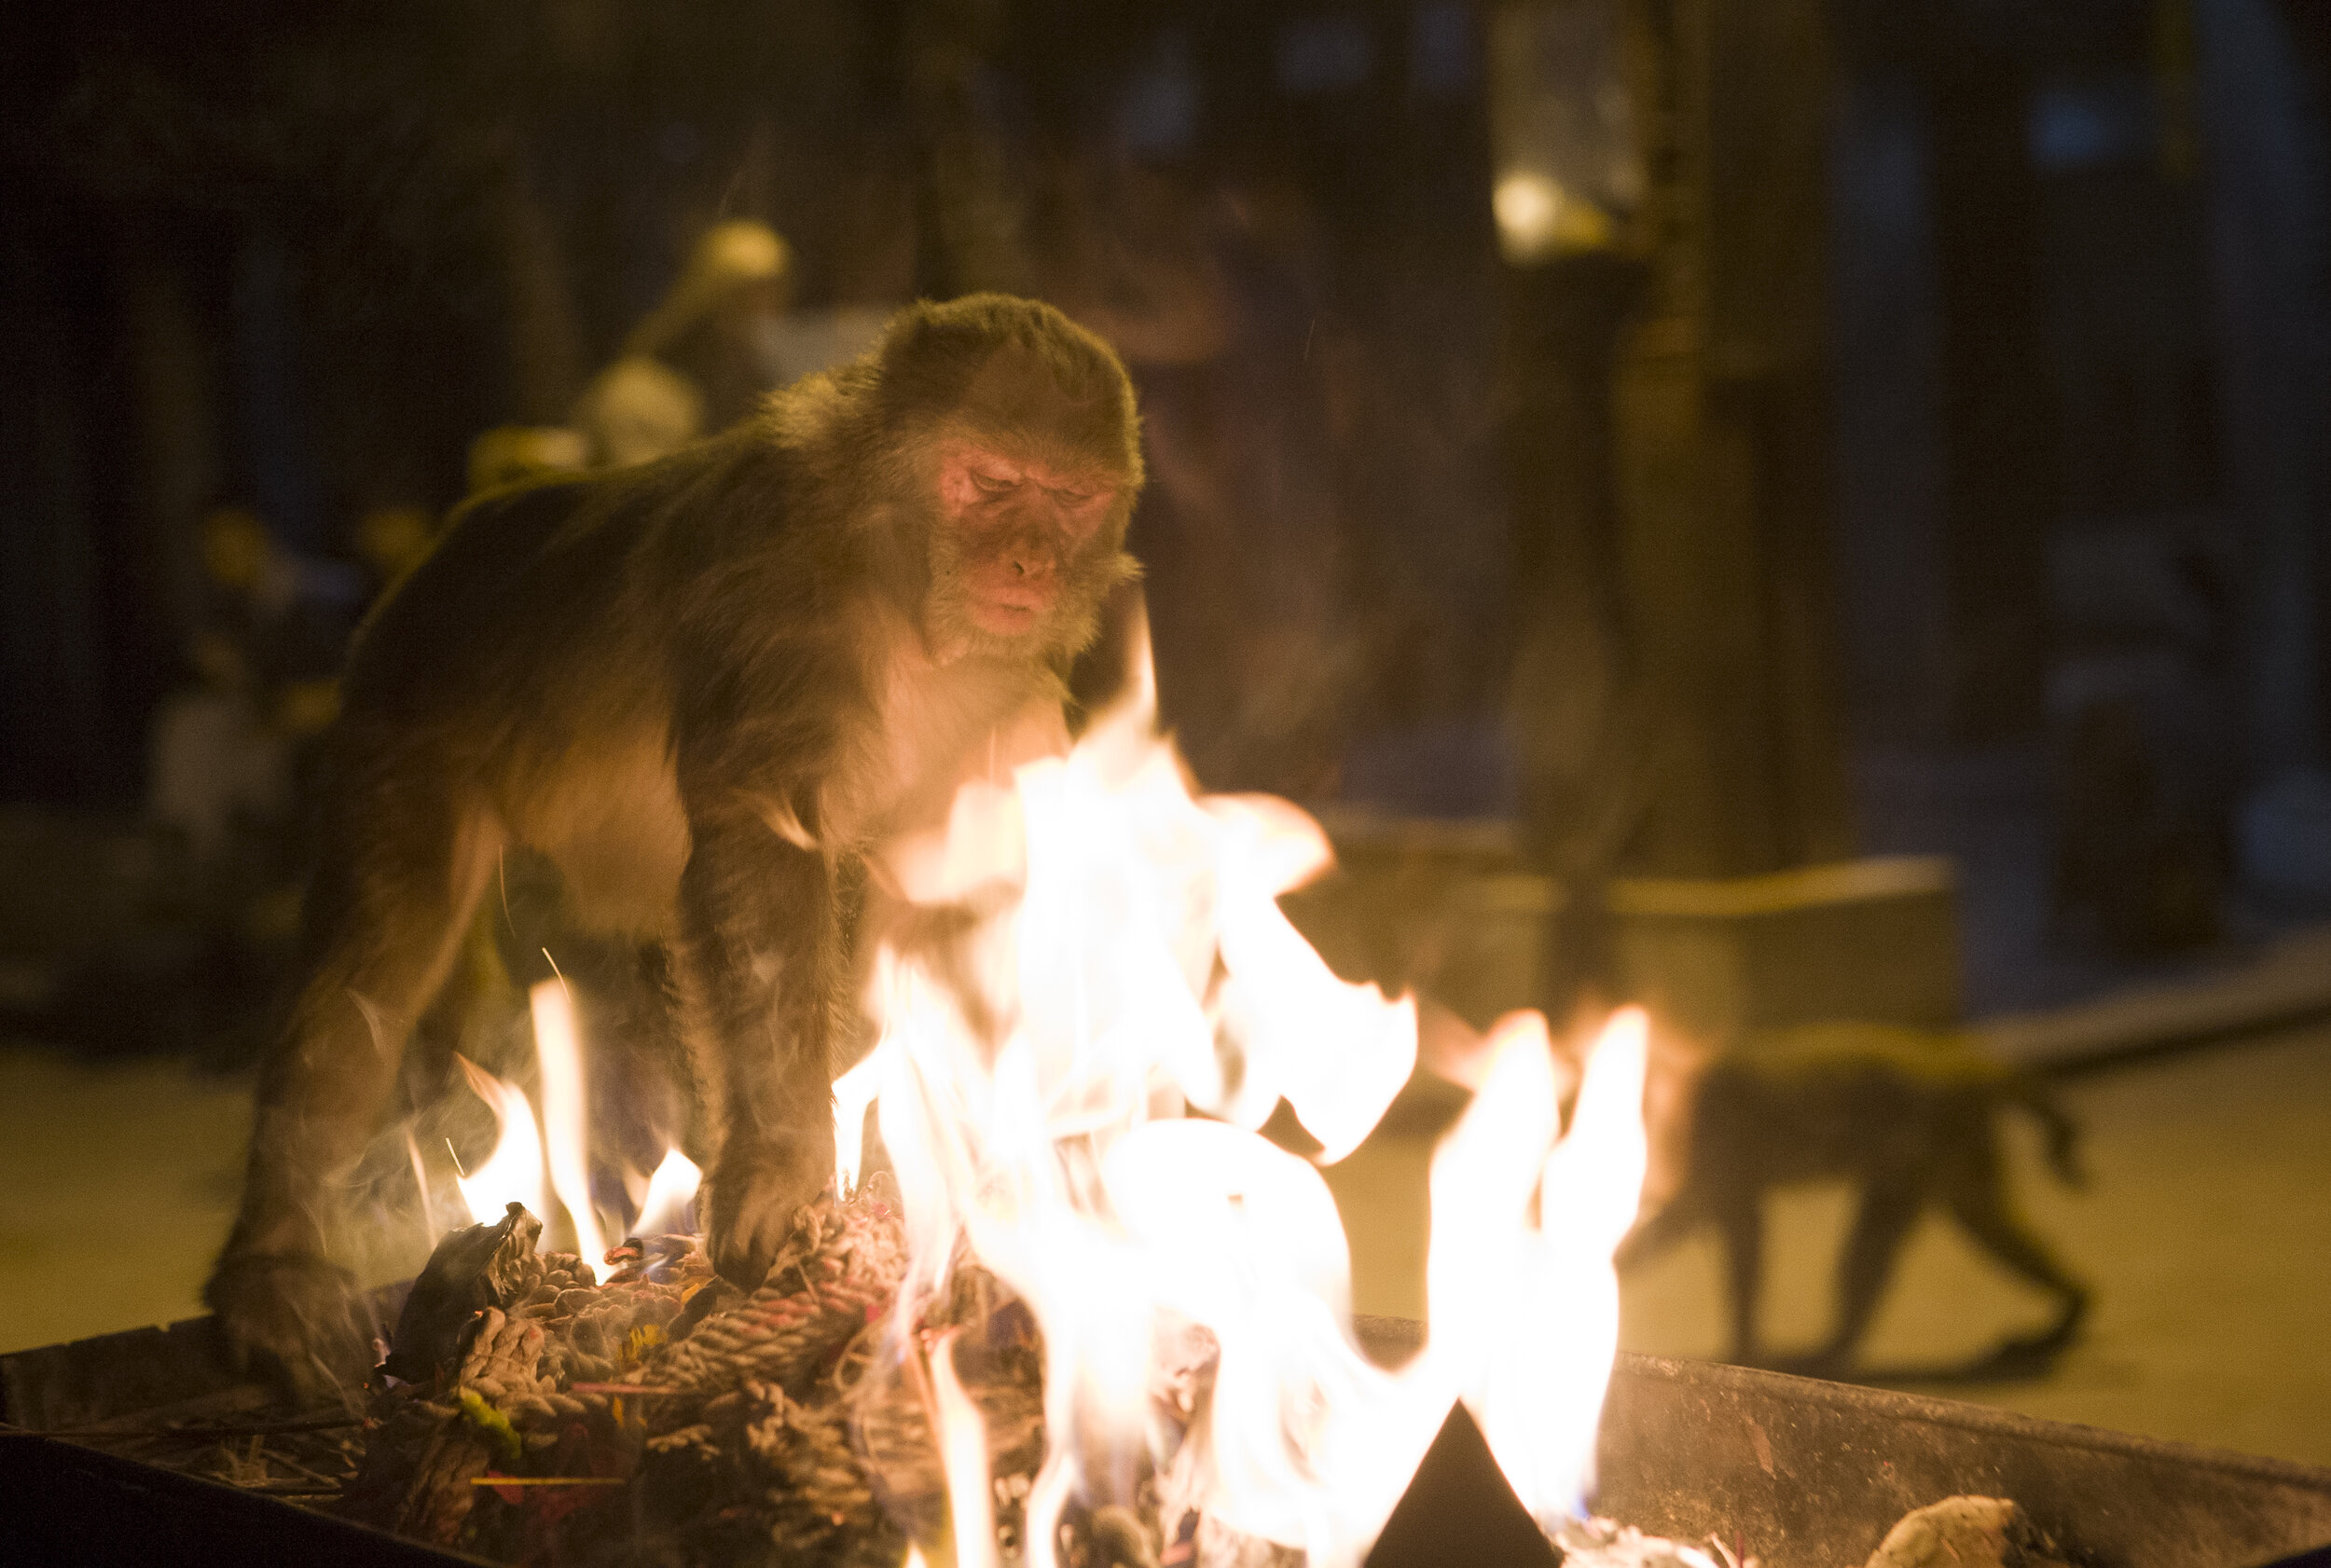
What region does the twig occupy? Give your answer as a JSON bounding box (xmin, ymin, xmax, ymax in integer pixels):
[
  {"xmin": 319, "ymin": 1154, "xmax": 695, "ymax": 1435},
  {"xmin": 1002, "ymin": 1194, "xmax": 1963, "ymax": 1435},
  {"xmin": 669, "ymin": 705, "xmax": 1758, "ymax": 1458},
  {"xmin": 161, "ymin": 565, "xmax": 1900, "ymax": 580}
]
[
  {"xmin": 566, "ymin": 1382, "xmax": 689, "ymax": 1396},
  {"xmin": 7, "ymin": 1416, "xmax": 363, "ymax": 1441},
  {"xmin": 259, "ymin": 1449, "xmax": 352, "ymax": 1489}
]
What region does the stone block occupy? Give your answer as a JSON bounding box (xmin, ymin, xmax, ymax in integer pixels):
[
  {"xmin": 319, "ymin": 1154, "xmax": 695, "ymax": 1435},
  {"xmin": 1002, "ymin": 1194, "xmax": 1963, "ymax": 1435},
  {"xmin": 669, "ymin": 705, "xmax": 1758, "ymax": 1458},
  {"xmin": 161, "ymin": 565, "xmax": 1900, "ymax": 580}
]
[{"xmin": 1290, "ymin": 813, "xmax": 1962, "ymax": 1041}]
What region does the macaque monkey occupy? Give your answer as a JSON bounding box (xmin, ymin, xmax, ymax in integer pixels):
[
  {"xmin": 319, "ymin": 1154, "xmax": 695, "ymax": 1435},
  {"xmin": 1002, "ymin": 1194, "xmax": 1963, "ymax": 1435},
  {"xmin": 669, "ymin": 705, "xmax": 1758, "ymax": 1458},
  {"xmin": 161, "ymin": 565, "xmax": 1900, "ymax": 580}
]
[
  {"xmin": 207, "ymin": 295, "xmax": 1144, "ymax": 1387},
  {"xmin": 1617, "ymin": 1023, "xmax": 2091, "ymax": 1378}
]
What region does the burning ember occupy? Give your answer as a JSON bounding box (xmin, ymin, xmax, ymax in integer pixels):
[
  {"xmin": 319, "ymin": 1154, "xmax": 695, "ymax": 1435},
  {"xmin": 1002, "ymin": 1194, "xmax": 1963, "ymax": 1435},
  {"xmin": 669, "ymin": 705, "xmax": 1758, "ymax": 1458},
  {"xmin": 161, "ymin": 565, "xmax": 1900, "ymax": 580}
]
[{"xmin": 355, "ymin": 644, "xmax": 1694, "ymax": 1567}]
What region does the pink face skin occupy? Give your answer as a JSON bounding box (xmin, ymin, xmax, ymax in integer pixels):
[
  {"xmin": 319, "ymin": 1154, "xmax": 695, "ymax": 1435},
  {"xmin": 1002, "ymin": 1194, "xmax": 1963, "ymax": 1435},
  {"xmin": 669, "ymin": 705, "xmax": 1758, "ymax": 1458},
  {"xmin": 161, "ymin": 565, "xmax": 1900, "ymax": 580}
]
[{"xmin": 935, "ymin": 441, "xmax": 1120, "ymax": 638}]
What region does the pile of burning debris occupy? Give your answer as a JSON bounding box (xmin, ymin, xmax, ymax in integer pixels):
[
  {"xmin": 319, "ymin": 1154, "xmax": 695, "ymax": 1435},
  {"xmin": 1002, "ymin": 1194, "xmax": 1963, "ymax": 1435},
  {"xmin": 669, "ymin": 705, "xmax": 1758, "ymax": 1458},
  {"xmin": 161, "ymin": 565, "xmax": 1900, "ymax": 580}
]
[
  {"xmin": 351, "ymin": 1187, "xmax": 1722, "ymax": 1568},
  {"xmin": 347, "ymin": 1190, "xmax": 927, "ymax": 1567},
  {"xmin": 330, "ymin": 1188, "xmax": 2083, "ymax": 1568}
]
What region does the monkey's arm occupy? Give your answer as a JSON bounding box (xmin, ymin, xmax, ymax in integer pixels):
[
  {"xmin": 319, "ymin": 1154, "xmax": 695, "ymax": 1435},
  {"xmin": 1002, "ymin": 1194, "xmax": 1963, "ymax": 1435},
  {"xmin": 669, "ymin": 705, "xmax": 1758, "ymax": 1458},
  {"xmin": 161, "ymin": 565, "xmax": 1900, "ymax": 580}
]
[{"xmin": 674, "ymin": 798, "xmax": 843, "ymax": 1291}]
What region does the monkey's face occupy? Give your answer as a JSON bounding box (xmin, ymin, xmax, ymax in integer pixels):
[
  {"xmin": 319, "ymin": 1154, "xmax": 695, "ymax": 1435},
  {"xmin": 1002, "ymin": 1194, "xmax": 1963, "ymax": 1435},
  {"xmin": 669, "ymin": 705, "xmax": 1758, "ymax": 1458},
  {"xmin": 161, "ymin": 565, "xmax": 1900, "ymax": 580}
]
[{"xmin": 924, "ymin": 436, "xmax": 1130, "ymax": 659}]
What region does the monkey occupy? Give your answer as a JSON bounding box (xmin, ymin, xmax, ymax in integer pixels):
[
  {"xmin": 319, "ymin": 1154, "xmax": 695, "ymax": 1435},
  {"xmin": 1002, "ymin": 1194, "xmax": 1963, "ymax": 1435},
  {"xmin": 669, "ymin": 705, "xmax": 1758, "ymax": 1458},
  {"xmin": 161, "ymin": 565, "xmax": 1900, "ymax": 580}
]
[
  {"xmin": 1617, "ymin": 1022, "xmax": 2090, "ymax": 1379},
  {"xmin": 204, "ymin": 295, "xmax": 1145, "ymax": 1389}
]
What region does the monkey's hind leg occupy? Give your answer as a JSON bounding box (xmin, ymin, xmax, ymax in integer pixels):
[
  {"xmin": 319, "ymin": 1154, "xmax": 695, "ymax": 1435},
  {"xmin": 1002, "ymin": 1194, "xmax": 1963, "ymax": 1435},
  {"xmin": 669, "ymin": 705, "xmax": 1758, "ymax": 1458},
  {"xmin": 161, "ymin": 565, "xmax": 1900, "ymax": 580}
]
[
  {"xmin": 1942, "ymin": 1134, "xmax": 2091, "ymax": 1369},
  {"xmin": 1798, "ymin": 1176, "xmax": 1924, "ymax": 1378},
  {"xmin": 207, "ymin": 751, "xmax": 500, "ymax": 1391},
  {"xmin": 1708, "ymin": 1190, "xmax": 1768, "ymax": 1369}
]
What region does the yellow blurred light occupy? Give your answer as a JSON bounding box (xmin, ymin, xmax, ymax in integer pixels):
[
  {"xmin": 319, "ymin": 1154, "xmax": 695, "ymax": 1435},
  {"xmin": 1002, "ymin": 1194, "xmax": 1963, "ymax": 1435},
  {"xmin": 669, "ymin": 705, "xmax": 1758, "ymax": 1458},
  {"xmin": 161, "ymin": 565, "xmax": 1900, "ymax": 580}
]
[{"xmin": 1494, "ymin": 170, "xmax": 1615, "ymax": 263}]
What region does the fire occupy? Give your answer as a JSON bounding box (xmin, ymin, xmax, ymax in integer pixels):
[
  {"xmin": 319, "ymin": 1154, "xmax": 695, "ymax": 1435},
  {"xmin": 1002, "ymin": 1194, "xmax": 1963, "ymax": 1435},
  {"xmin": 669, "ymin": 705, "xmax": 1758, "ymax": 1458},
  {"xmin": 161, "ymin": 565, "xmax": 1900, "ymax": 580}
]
[
  {"xmin": 632, "ymin": 1146, "xmax": 703, "ymax": 1237},
  {"xmin": 453, "ymin": 982, "xmax": 688, "ymax": 1253},
  {"xmin": 531, "ymin": 977, "xmax": 611, "ymax": 1262},
  {"xmin": 1433, "ymin": 1008, "xmax": 1648, "ymax": 1526},
  {"xmin": 454, "ymin": 1054, "xmax": 545, "ymax": 1227},
  {"xmin": 920, "ymin": 1329, "xmax": 1000, "ymax": 1568},
  {"xmin": 854, "ymin": 632, "xmax": 1652, "ymax": 1565},
  {"xmin": 435, "ymin": 624, "xmax": 1652, "ymax": 1561}
]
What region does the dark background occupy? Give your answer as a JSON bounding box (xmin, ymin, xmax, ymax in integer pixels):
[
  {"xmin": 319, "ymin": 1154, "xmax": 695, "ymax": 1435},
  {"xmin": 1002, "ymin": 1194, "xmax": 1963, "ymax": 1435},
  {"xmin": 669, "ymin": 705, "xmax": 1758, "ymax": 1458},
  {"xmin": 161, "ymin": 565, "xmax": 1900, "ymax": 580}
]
[{"xmin": 5, "ymin": 0, "xmax": 2331, "ymax": 1012}]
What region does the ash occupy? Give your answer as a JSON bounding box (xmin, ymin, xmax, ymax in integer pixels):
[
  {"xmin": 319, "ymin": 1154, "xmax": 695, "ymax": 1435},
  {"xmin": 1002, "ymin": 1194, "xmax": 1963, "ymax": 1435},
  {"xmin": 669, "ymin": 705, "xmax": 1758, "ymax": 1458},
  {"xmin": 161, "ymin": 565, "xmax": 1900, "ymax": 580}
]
[{"xmin": 1553, "ymin": 1518, "xmax": 1747, "ymax": 1568}]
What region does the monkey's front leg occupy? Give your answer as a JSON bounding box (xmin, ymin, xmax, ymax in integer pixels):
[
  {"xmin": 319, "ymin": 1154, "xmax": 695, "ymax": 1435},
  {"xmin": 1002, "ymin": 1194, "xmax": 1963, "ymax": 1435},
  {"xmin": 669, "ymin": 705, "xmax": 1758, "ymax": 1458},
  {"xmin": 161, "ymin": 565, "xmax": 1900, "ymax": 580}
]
[
  {"xmin": 678, "ymin": 813, "xmax": 842, "ymax": 1292},
  {"xmin": 209, "ymin": 780, "xmax": 500, "ymax": 1392}
]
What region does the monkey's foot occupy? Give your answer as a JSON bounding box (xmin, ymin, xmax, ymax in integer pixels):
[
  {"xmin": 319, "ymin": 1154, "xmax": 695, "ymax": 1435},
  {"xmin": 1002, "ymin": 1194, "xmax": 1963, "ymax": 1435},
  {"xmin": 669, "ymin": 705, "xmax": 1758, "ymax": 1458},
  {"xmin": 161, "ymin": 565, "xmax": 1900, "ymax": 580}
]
[
  {"xmin": 204, "ymin": 1250, "xmax": 370, "ymax": 1398},
  {"xmin": 707, "ymin": 1135, "xmax": 836, "ymax": 1293},
  {"xmin": 1967, "ymin": 1291, "xmax": 2090, "ymax": 1380}
]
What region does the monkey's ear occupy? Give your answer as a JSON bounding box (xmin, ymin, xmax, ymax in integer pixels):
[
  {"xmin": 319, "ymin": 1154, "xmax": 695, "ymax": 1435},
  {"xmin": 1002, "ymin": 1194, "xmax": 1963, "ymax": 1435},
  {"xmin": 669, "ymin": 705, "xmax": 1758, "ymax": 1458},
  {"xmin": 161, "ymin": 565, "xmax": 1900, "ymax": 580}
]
[{"xmin": 1066, "ymin": 580, "xmax": 1149, "ymax": 735}]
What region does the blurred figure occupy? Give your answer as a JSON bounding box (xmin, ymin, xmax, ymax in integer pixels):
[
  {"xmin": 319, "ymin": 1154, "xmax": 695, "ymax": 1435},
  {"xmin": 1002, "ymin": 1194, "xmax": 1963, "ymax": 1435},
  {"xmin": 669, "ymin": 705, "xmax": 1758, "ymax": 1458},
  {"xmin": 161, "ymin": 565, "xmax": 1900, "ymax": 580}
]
[
  {"xmin": 466, "ymin": 425, "xmax": 589, "ymax": 498},
  {"xmin": 572, "ymin": 220, "xmax": 793, "ymax": 468},
  {"xmin": 1619, "ymin": 1021, "xmax": 2090, "ymax": 1381},
  {"xmin": 570, "ymin": 357, "xmax": 704, "ymax": 470},
  {"xmin": 147, "ymin": 505, "xmax": 354, "ymax": 878},
  {"xmin": 352, "ymin": 504, "xmax": 439, "ymax": 600}
]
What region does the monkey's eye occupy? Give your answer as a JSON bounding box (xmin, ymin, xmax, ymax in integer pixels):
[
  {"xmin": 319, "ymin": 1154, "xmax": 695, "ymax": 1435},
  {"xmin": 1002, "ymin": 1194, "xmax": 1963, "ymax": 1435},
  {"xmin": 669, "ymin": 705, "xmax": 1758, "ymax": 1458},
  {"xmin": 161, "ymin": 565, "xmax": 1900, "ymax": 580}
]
[{"xmin": 969, "ymin": 470, "xmax": 1018, "ymax": 496}]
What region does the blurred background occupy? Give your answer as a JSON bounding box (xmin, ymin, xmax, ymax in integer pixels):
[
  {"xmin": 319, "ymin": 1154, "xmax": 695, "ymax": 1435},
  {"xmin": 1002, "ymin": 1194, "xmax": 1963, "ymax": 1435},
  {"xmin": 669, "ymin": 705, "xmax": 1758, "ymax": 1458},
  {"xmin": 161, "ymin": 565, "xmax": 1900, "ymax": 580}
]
[{"xmin": 1, "ymin": 0, "xmax": 2325, "ymax": 1468}]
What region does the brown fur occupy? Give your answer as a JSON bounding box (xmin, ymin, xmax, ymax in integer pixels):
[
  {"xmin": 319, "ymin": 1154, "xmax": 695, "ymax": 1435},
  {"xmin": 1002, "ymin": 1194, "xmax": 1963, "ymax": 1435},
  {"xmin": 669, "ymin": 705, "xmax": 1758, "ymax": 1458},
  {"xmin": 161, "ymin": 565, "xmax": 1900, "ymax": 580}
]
[
  {"xmin": 1619, "ymin": 1023, "xmax": 2090, "ymax": 1377},
  {"xmin": 206, "ymin": 296, "xmax": 1143, "ymax": 1389}
]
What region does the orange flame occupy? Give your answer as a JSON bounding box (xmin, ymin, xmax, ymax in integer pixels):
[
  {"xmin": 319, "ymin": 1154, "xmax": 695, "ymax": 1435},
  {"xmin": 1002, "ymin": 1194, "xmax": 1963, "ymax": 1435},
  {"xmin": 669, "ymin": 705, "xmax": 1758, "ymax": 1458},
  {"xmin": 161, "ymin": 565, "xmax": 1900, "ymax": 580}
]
[
  {"xmin": 454, "ymin": 1054, "xmax": 545, "ymax": 1228},
  {"xmin": 859, "ymin": 627, "xmax": 1648, "ymax": 1564},
  {"xmin": 632, "ymin": 1147, "xmax": 702, "ymax": 1238},
  {"xmin": 530, "ymin": 977, "xmax": 611, "ymax": 1262}
]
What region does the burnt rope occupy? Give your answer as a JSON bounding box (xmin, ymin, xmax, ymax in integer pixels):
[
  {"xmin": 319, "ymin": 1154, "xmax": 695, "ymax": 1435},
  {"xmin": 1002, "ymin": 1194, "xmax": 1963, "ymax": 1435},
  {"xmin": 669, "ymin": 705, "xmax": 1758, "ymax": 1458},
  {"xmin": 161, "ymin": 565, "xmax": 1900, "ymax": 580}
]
[
  {"xmin": 360, "ymin": 1188, "xmax": 911, "ymax": 1555},
  {"xmin": 467, "ymin": 1191, "xmax": 907, "ymax": 1433}
]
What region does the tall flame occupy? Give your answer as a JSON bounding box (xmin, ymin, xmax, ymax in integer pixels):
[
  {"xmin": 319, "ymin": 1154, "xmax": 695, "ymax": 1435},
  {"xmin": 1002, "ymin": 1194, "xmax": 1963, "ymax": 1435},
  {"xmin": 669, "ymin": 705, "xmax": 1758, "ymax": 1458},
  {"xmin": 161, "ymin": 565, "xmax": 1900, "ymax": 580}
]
[
  {"xmin": 531, "ymin": 977, "xmax": 612, "ymax": 1262},
  {"xmin": 1433, "ymin": 1008, "xmax": 1648, "ymax": 1524},
  {"xmin": 454, "ymin": 1054, "xmax": 545, "ymax": 1227},
  {"xmin": 862, "ymin": 626, "xmax": 1650, "ymax": 1565},
  {"xmin": 925, "ymin": 1330, "xmax": 1000, "ymax": 1568}
]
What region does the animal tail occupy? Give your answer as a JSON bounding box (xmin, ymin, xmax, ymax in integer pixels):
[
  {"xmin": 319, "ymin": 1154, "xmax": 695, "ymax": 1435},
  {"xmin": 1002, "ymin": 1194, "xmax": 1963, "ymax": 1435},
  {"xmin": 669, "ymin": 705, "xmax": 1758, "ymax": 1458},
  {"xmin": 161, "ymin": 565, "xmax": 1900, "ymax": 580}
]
[{"xmin": 2005, "ymin": 1072, "xmax": 2086, "ymax": 1188}]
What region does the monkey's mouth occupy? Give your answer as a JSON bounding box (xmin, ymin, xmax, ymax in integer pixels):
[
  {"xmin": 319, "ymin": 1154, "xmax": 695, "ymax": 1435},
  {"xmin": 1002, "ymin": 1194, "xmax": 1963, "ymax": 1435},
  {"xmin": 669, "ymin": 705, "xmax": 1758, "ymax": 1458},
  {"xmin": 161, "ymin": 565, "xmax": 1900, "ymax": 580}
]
[{"xmin": 967, "ymin": 589, "xmax": 1050, "ymax": 635}]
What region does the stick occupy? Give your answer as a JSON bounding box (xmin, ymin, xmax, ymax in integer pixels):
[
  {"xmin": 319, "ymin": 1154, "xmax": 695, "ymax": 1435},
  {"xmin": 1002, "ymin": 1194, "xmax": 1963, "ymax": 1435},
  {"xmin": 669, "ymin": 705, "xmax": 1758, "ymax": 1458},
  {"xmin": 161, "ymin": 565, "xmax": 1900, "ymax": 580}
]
[
  {"xmin": 230, "ymin": 1482, "xmax": 347, "ymax": 1497},
  {"xmin": 565, "ymin": 1382, "xmax": 689, "ymax": 1396},
  {"xmin": 7, "ymin": 1417, "xmax": 364, "ymax": 1440}
]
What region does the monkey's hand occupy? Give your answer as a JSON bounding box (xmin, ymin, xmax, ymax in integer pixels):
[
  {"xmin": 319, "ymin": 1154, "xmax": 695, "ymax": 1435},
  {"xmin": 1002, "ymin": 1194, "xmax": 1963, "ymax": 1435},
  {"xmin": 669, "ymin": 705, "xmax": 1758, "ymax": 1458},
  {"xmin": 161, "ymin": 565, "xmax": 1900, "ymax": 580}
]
[
  {"xmin": 204, "ymin": 1250, "xmax": 371, "ymax": 1399},
  {"xmin": 706, "ymin": 1132, "xmax": 835, "ymax": 1292}
]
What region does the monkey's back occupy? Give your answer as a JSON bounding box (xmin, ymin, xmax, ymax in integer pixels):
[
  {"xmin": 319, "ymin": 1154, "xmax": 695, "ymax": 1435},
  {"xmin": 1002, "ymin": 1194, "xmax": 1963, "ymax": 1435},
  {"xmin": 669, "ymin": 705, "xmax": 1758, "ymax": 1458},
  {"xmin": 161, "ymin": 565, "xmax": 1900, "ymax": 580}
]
[
  {"xmin": 345, "ymin": 473, "xmax": 648, "ymax": 725},
  {"xmin": 331, "ymin": 463, "xmax": 704, "ymax": 929},
  {"xmin": 1692, "ymin": 1024, "xmax": 2020, "ymax": 1185}
]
